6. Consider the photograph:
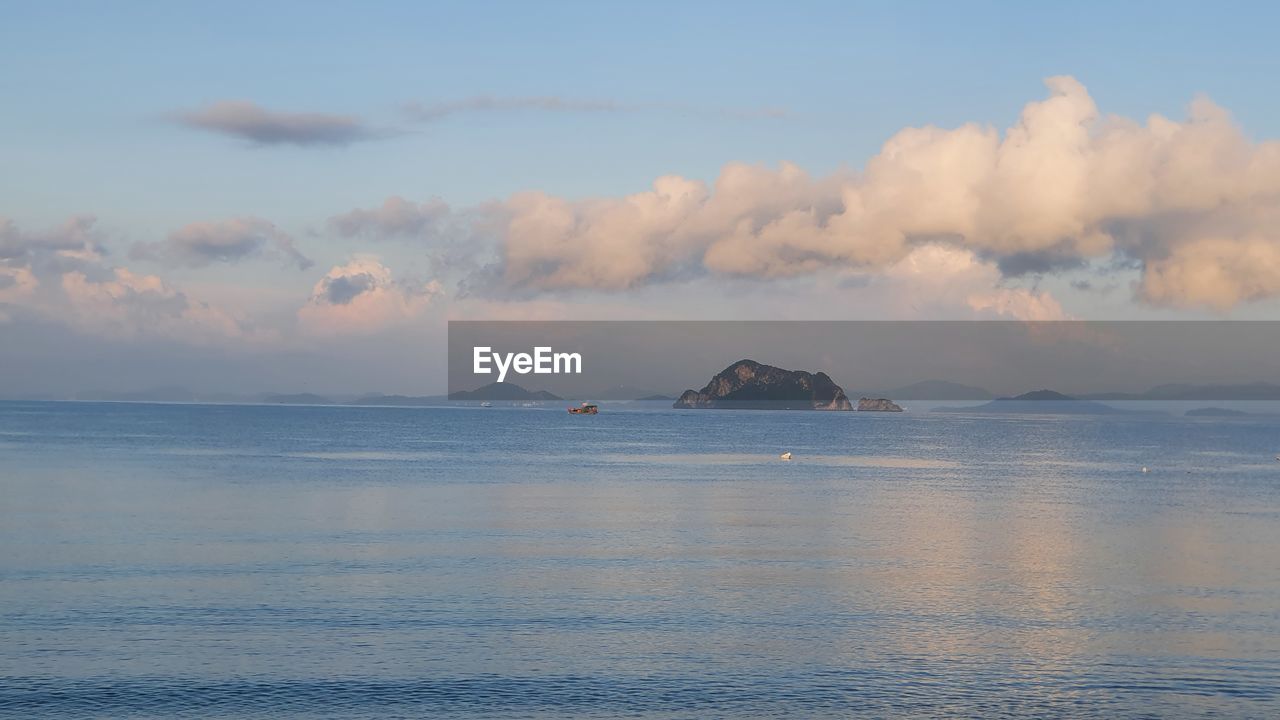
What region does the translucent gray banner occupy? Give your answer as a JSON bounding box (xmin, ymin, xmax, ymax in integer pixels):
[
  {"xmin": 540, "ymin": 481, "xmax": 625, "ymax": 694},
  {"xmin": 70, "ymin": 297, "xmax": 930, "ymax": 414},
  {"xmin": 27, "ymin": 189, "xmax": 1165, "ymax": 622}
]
[{"xmin": 448, "ymin": 321, "xmax": 1280, "ymax": 407}]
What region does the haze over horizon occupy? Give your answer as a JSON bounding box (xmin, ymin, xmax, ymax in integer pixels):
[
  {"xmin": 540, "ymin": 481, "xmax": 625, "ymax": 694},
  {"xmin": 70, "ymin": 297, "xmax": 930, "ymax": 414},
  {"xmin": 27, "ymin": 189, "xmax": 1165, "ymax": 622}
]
[
  {"xmin": 18, "ymin": 319, "xmax": 1276, "ymax": 403},
  {"xmin": 6, "ymin": 2, "xmax": 1280, "ymax": 395}
]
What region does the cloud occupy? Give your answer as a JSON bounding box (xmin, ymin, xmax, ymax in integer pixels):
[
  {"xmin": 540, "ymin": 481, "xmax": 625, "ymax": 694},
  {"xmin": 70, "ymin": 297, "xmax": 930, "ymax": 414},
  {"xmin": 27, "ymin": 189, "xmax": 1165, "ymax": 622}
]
[
  {"xmin": 0, "ymin": 215, "xmax": 116, "ymax": 289},
  {"xmin": 320, "ymin": 272, "xmax": 376, "ymax": 305},
  {"xmin": 3, "ymin": 218, "xmax": 437, "ymax": 350},
  {"xmin": 328, "ymin": 196, "xmax": 451, "ymax": 239},
  {"xmin": 1, "ymin": 214, "xmax": 103, "ymax": 263},
  {"xmin": 297, "ymin": 255, "xmax": 442, "ymax": 336},
  {"xmin": 402, "ymin": 96, "xmax": 789, "ymax": 123},
  {"xmin": 995, "ymin": 249, "xmax": 1088, "ymax": 277},
  {"xmin": 60, "ymin": 267, "xmax": 233, "ymax": 340},
  {"xmin": 0, "ymin": 266, "xmax": 39, "ymax": 320},
  {"xmin": 132, "ymin": 217, "xmax": 312, "ymax": 269},
  {"xmin": 1, "ymin": 215, "xmax": 250, "ymax": 342},
  {"xmin": 471, "ymin": 76, "xmax": 1280, "ymax": 310},
  {"xmin": 327, "ymin": 197, "xmax": 494, "ymax": 284},
  {"xmin": 403, "ymin": 95, "xmax": 623, "ymax": 123},
  {"xmin": 1139, "ymin": 235, "xmax": 1280, "ymax": 310},
  {"xmin": 486, "ymin": 163, "xmax": 851, "ymax": 291},
  {"xmin": 175, "ymin": 101, "xmax": 382, "ymax": 146},
  {"xmin": 880, "ymin": 244, "xmax": 1070, "ymax": 321}
]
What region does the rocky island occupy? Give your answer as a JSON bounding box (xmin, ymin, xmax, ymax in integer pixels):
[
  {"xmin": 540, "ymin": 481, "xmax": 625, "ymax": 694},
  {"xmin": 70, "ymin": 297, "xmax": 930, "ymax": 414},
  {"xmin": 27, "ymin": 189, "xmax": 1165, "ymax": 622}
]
[
  {"xmin": 857, "ymin": 397, "xmax": 903, "ymax": 412},
  {"xmin": 673, "ymin": 359, "xmax": 852, "ymax": 410}
]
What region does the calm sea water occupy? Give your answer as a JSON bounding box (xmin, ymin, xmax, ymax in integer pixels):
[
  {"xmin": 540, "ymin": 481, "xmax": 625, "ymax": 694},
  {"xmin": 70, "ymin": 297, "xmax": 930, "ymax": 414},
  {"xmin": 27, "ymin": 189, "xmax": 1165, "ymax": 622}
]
[{"xmin": 2, "ymin": 400, "xmax": 1279, "ymax": 718}]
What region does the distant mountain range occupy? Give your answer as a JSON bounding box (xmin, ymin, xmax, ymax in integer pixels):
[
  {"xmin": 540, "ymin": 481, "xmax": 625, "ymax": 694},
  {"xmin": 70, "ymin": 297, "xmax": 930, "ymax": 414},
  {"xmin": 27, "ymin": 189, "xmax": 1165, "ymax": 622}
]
[
  {"xmin": 1184, "ymin": 407, "xmax": 1252, "ymax": 417},
  {"xmin": 447, "ymin": 382, "xmax": 562, "ymax": 402},
  {"xmin": 42, "ymin": 379, "xmax": 1280, "ymax": 407},
  {"xmin": 347, "ymin": 394, "xmax": 446, "ymax": 406},
  {"xmin": 1081, "ymin": 382, "xmax": 1280, "ymax": 401},
  {"xmin": 260, "ymin": 393, "xmax": 335, "ymax": 405},
  {"xmin": 864, "ymin": 381, "xmax": 1280, "ymax": 402},
  {"xmin": 64, "ymin": 383, "xmax": 561, "ymax": 406},
  {"xmin": 75, "ymin": 386, "xmax": 198, "ymax": 403},
  {"xmin": 594, "ymin": 386, "xmax": 673, "ymax": 401},
  {"xmin": 936, "ymin": 390, "xmax": 1158, "ymax": 415}
]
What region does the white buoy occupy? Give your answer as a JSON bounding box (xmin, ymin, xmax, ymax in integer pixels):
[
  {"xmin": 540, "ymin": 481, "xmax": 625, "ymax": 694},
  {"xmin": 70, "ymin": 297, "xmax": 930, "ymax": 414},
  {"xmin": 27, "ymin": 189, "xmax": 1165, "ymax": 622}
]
[
  {"xmin": 780, "ymin": 452, "xmax": 793, "ymax": 461},
  {"xmin": 1141, "ymin": 466, "xmax": 1149, "ymax": 473}
]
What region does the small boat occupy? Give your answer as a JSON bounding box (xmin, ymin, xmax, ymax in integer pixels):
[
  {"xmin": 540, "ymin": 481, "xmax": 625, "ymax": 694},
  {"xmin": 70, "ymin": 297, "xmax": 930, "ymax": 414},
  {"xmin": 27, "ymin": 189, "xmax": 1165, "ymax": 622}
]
[
  {"xmin": 568, "ymin": 402, "xmax": 598, "ymax": 415},
  {"xmin": 780, "ymin": 452, "xmax": 793, "ymax": 460},
  {"xmin": 480, "ymin": 401, "xmax": 493, "ymax": 408}
]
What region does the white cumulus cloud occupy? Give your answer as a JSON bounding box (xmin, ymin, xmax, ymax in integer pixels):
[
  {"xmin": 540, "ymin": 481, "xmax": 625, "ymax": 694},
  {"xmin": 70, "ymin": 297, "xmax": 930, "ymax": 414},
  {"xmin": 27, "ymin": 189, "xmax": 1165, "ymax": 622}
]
[
  {"xmin": 480, "ymin": 76, "xmax": 1280, "ymax": 311},
  {"xmin": 297, "ymin": 256, "xmax": 442, "ymax": 336}
]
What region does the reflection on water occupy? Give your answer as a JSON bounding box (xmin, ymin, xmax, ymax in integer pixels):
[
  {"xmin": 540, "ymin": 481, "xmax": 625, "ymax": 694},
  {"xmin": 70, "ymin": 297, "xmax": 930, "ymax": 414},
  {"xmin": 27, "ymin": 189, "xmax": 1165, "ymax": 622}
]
[
  {"xmin": 602, "ymin": 452, "xmax": 958, "ymax": 469},
  {"xmin": 1, "ymin": 401, "xmax": 1278, "ymax": 718}
]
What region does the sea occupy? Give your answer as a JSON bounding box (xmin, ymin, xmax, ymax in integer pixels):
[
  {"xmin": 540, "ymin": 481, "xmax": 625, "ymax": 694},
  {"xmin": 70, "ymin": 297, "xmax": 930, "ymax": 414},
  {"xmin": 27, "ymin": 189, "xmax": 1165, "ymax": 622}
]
[{"xmin": 1, "ymin": 400, "xmax": 1278, "ymax": 718}]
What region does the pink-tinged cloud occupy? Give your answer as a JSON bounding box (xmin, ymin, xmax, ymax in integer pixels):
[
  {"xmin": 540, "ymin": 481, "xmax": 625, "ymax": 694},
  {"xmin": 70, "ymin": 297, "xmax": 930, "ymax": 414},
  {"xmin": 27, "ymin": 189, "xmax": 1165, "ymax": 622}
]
[
  {"xmin": 1140, "ymin": 235, "xmax": 1280, "ymax": 310},
  {"xmin": 0, "ymin": 266, "xmax": 39, "ymax": 323},
  {"xmin": 297, "ymin": 256, "xmax": 442, "ymax": 336},
  {"xmin": 473, "ymin": 76, "xmax": 1280, "ymax": 310},
  {"xmin": 871, "ymin": 244, "xmax": 1070, "ymax": 321},
  {"xmin": 59, "ymin": 267, "xmax": 243, "ymax": 342},
  {"xmin": 1, "ymin": 215, "xmax": 256, "ymax": 343},
  {"xmin": 328, "ymin": 196, "xmax": 451, "ymax": 239}
]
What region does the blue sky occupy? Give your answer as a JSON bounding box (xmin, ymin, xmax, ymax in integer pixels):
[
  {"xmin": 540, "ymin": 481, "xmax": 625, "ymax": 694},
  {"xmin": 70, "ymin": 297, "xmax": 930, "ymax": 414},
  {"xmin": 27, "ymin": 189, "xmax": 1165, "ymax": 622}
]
[
  {"xmin": 3, "ymin": 2, "xmax": 1280, "ymax": 394},
  {"xmin": 7, "ymin": 1, "xmax": 1280, "ymax": 223}
]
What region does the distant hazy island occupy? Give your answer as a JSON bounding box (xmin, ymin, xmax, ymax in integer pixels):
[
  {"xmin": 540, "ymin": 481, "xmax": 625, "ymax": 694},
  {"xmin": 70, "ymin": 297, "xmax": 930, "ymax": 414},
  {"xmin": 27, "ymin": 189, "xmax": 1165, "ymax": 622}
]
[
  {"xmin": 674, "ymin": 359, "xmax": 853, "ymax": 410},
  {"xmin": 448, "ymin": 382, "xmax": 563, "ymax": 402},
  {"xmin": 1185, "ymin": 407, "xmax": 1251, "ymax": 417},
  {"xmin": 347, "ymin": 394, "xmax": 445, "ymax": 406},
  {"xmin": 936, "ymin": 390, "xmax": 1156, "ymax": 415},
  {"xmin": 1083, "ymin": 382, "xmax": 1280, "ymax": 401},
  {"xmin": 35, "ymin": 379, "xmax": 1280, "ymax": 408},
  {"xmin": 261, "ymin": 393, "xmax": 335, "ymax": 405}
]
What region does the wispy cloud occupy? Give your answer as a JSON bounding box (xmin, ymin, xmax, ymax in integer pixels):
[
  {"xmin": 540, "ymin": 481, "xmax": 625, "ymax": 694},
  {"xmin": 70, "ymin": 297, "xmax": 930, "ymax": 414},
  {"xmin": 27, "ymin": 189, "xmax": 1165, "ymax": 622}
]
[
  {"xmin": 174, "ymin": 96, "xmax": 781, "ymax": 145},
  {"xmin": 402, "ymin": 95, "xmax": 789, "ymax": 123},
  {"xmin": 175, "ymin": 101, "xmax": 384, "ymax": 146},
  {"xmin": 403, "ymin": 96, "xmax": 624, "ymax": 122},
  {"xmin": 1, "ymin": 214, "xmax": 103, "ymax": 262},
  {"xmin": 132, "ymin": 217, "xmax": 312, "ymax": 270},
  {"xmin": 328, "ymin": 196, "xmax": 451, "ymax": 239}
]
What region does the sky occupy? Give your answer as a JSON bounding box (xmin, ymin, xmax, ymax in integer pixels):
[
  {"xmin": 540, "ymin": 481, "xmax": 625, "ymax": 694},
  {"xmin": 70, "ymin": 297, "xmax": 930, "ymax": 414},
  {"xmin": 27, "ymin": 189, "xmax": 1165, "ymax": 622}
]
[{"xmin": 3, "ymin": 1, "xmax": 1280, "ymax": 396}]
